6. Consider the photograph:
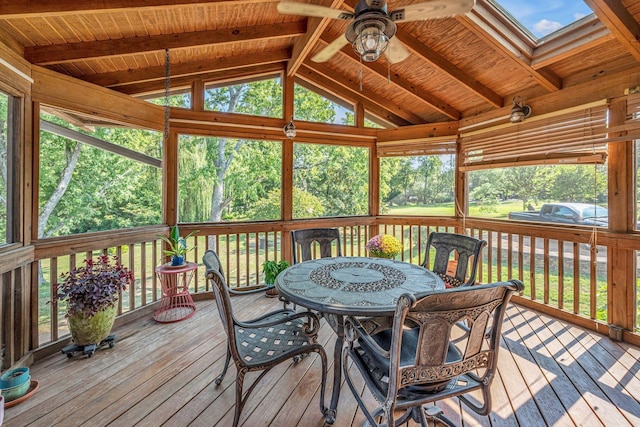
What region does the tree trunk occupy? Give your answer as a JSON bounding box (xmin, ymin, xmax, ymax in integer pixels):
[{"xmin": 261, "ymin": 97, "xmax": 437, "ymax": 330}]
[{"xmin": 38, "ymin": 141, "xmax": 82, "ymax": 238}]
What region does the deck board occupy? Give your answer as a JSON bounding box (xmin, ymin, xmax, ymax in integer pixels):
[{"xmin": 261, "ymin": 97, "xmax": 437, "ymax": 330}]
[{"xmin": 3, "ymin": 293, "xmax": 640, "ymax": 427}]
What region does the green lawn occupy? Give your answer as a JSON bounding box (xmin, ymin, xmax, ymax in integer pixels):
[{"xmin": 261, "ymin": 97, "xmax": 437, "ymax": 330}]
[{"xmin": 386, "ymin": 200, "xmax": 524, "ymax": 218}]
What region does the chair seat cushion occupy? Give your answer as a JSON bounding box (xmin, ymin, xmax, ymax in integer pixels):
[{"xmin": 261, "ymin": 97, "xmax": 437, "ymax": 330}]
[{"xmin": 357, "ymin": 327, "xmax": 461, "ymax": 395}]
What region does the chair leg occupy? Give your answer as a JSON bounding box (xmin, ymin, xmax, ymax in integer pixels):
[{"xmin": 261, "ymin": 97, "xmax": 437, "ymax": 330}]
[
  {"xmin": 421, "ymin": 405, "xmax": 457, "ymax": 427},
  {"xmin": 232, "ymin": 369, "xmax": 246, "ymax": 427},
  {"xmin": 215, "ymin": 345, "xmax": 232, "ymax": 385},
  {"xmin": 316, "ymin": 348, "xmax": 329, "ymax": 418}
]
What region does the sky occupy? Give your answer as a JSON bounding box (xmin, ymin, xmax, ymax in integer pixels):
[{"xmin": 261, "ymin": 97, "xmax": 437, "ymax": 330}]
[{"xmin": 495, "ymin": 0, "xmax": 594, "ymax": 38}]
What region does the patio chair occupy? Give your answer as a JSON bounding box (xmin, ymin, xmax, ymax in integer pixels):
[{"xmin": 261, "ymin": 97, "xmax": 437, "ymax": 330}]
[
  {"xmin": 291, "ymin": 227, "xmax": 342, "ymax": 264},
  {"xmin": 421, "ymin": 232, "xmax": 487, "ymax": 288},
  {"xmin": 342, "ymin": 279, "xmax": 524, "ymax": 427},
  {"xmin": 203, "ymin": 250, "xmax": 328, "ymax": 427}
]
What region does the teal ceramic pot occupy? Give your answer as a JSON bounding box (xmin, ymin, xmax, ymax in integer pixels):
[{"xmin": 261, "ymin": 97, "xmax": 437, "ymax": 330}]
[{"xmin": 1, "ymin": 376, "xmax": 30, "ymax": 402}]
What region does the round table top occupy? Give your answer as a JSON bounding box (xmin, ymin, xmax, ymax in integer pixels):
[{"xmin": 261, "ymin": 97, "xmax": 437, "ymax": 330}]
[
  {"xmin": 276, "ymin": 256, "xmax": 444, "ymax": 316},
  {"xmin": 156, "ymin": 261, "xmax": 198, "ymax": 274}
]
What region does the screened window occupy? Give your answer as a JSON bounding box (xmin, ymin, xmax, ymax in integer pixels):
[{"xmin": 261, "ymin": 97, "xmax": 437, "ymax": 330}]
[
  {"xmin": 178, "ymin": 135, "xmax": 282, "ymax": 222},
  {"xmin": 144, "ymin": 90, "xmax": 191, "ymax": 109},
  {"xmin": 468, "ymin": 164, "xmax": 608, "ymax": 222},
  {"xmin": 205, "ymin": 77, "xmax": 283, "ymax": 118},
  {"xmin": 294, "ymin": 83, "xmax": 354, "ymax": 125},
  {"xmin": 38, "ymin": 110, "xmax": 162, "ymax": 238},
  {"xmin": 293, "ymin": 143, "xmax": 368, "ymax": 218},
  {"xmin": 380, "ymin": 155, "xmax": 455, "ymax": 216}
]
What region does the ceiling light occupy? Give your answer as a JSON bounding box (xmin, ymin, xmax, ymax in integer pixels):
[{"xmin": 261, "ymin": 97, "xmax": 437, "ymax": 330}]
[
  {"xmin": 346, "ymin": 13, "xmax": 396, "ymax": 62},
  {"xmin": 283, "ymin": 117, "xmax": 296, "ymax": 138},
  {"xmin": 510, "ymin": 96, "xmax": 532, "ymax": 123}
]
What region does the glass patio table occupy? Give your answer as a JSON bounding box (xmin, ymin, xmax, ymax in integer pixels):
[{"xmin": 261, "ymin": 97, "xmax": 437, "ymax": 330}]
[{"xmin": 276, "ymin": 256, "xmax": 444, "ymax": 425}]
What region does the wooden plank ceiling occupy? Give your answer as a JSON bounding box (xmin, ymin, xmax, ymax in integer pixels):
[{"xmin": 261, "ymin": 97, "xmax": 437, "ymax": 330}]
[{"xmin": 1, "ymin": 0, "xmax": 640, "ymax": 127}]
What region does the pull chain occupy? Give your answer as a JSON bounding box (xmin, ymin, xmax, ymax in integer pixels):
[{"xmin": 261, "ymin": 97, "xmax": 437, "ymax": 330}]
[{"xmin": 359, "ymin": 56, "xmax": 363, "ymax": 92}]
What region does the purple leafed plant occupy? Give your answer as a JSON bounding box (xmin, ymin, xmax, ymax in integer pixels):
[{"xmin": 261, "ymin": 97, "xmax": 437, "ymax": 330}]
[{"xmin": 53, "ymin": 255, "xmax": 134, "ymax": 318}]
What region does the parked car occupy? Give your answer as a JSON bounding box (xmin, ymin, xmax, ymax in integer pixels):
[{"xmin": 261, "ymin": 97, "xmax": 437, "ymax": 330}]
[{"xmin": 508, "ymin": 203, "xmax": 609, "ymax": 227}]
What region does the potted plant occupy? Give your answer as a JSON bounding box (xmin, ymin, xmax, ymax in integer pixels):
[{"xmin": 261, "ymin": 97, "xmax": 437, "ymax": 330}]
[
  {"xmin": 262, "ymin": 259, "xmax": 290, "ymax": 297},
  {"xmin": 158, "ymin": 225, "xmax": 199, "ymax": 266},
  {"xmin": 53, "ymin": 255, "xmax": 133, "ymax": 347},
  {"xmin": 366, "ymin": 234, "xmax": 403, "ymax": 259}
]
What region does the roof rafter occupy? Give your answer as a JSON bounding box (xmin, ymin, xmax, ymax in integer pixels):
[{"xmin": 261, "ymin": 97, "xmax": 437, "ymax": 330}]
[
  {"xmin": 287, "ymin": 0, "xmax": 345, "ymax": 76},
  {"xmin": 82, "ymin": 49, "xmax": 290, "ymax": 87},
  {"xmin": 316, "ymin": 35, "xmax": 459, "ymax": 120},
  {"xmin": 298, "ymin": 63, "xmax": 412, "ymax": 126},
  {"xmin": 584, "ymin": 0, "xmax": 640, "ymax": 63},
  {"xmin": 115, "ymin": 63, "xmax": 286, "ymax": 96},
  {"xmin": 0, "ymin": 0, "xmax": 277, "ymax": 18},
  {"xmin": 25, "ymin": 21, "xmax": 306, "ymax": 65},
  {"xmin": 394, "ymin": 29, "xmax": 502, "ymax": 108},
  {"xmin": 457, "ymin": 0, "xmax": 562, "ymax": 92}
]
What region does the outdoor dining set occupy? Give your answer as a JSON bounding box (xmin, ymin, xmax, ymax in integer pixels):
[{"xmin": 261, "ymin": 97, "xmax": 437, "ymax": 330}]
[{"xmin": 203, "ymin": 228, "xmax": 524, "ymax": 427}]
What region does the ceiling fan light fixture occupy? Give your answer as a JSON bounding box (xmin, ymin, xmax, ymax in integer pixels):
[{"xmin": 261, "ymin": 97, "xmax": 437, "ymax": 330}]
[
  {"xmin": 346, "ymin": 14, "xmax": 396, "ymax": 62},
  {"xmin": 510, "ymin": 96, "xmax": 531, "ymax": 123}
]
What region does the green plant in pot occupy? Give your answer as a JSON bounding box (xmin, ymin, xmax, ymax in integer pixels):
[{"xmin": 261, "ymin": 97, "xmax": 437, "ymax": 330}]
[
  {"xmin": 158, "ymin": 225, "xmax": 199, "ymax": 266},
  {"xmin": 262, "ymin": 259, "xmax": 290, "ymax": 297},
  {"xmin": 53, "ymin": 255, "xmax": 133, "ymax": 346}
]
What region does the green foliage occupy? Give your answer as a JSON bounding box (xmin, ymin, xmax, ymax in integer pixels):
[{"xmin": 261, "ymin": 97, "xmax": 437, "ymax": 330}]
[
  {"xmin": 52, "ymin": 255, "xmax": 133, "ymax": 318},
  {"xmin": 157, "ymin": 225, "xmax": 199, "ymax": 257},
  {"xmin": 294, "ymin": 84, "xmax": 338, "ymax": 123},
  {"xmin": 293, "ymin": 143, "xmax": 368, "ymax": 218},
  {"xmin": 249, "ymin": 188, "xmax": 324, "ymax": 219},
  {"xmin": 38, "ymin": 113, "xmax": 162, "ymax": 237},
  {"xmin": 262, "ymin": 259, "xmax": 290, "ymax": 285},
  {"xmin": 380, "ymin": 155, "xmax": 455, "ymax": 211}
]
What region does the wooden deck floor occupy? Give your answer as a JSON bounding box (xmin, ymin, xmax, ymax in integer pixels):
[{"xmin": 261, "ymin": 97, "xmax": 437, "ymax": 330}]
[{"xmin": 4, "ymin": 293, "xmax": 640, "ymax": 427}]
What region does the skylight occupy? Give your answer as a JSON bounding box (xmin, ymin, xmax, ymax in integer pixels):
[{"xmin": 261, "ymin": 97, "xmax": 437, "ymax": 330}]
[{"xmin": 491, "ymin": 0, "xmax": 594, "ymax": 39}]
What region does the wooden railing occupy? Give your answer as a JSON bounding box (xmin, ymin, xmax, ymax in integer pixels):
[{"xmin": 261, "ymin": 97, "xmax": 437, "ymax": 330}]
[{"xmin": 4, "ymin": 215, "xmax": 638, "ymax": 364}]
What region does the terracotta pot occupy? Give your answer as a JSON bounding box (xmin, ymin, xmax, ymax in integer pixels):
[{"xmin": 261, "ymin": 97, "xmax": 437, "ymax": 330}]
[
  {"xmin": 265, "ymin": 285, "xmax": 279, "ymax": 298},
  {"xmin": 68, "ymin": 304, "xmax": 117, "ymax": 346}
]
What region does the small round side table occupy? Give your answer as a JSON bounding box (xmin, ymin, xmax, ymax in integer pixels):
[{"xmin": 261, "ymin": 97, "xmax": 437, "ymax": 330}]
[{"xmin": 154, "ymin": 262, "xmax": 197, "ymax": 323}]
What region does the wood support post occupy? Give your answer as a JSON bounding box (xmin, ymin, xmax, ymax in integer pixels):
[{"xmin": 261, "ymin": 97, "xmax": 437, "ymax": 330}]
[{"xmin": 607, "ymin": 97, "xmax": 636, "ymax": 332}]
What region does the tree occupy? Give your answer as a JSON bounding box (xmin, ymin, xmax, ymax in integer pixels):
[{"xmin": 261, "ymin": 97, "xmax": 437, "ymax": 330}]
[{"xmin": 503, "ymin": 166, "xmax": 545, "ymax": 210}]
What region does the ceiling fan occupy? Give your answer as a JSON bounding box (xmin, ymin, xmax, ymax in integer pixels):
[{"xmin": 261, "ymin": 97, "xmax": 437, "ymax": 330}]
[{"xmin": 277, "ymin": 0, "xmax": 475, "ymax": 64}]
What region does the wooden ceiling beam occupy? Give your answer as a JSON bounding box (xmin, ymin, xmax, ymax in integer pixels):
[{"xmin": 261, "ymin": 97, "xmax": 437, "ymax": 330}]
[
  {"xmin": 394, "ymin": 30, "xmax": 502, "ymax": 108},
  {"xmin": 0, "ymin": 0, "xmax": 276, "ymax": 18},
  {"xmin": 287, "ymin": 0, "xmax": 345, "ymax": 76},
  {"xmin": 81, "ymin": 49, "xmax": 290, "ymax": 87},
  {"xmin": 458, "ymin": 1, "xmax": 562, "ymax": 92},
  {"xmin": 25, "ymin": 21, "xmax": 305, "ymax": 65},
  {"xmin": 298, "ymin": 63, "xmax": 412, "ymax": 126},
  {"xmin": 304, "ymin": 60, "xmax": 427, "ymax": 124},
  {"xmin": 316, "ymin": 35, "xmax": 459, "ymax": 120},
  {"xmin": 584, "ymin": 0, "xmax": 640, "ymax": 63},
  {"xmin": 115, "ymin": 63, "xmax": 286, "ymax": 96}
]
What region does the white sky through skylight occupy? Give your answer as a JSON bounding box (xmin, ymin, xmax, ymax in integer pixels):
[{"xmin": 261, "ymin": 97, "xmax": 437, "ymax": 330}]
[{"xmin": 493, "ymin": 0, "xmax": 594, "ymax": 39}]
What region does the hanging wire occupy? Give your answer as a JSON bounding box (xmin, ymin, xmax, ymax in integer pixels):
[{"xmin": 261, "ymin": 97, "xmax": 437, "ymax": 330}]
[
  {"xmin": 387, "ymin": 60, "xmax": 391, "ymax": 85},
  {"xmin": 164, "ymin": 48, "xmax": 171, "ymax": 144},
  {"xmin": 359, "ymin": 56, "xmax": 363, "ymax": 92}
]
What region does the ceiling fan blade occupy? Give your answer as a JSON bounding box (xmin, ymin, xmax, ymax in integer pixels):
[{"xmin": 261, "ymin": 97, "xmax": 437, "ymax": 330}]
[
  {"xmin": 386, "ymin": 38, "xmax": 410, "ymax": 64},
  {"xmin": 277, "ymin": 2, "xmax": 354, "ymax": 20},
  {"xmin": 311, "ymin": 35, "xmax": 350, "ymax": 62},
  {"xmin": 389, "ymin": 0, "xmax": 474, "ymax": 23}
]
